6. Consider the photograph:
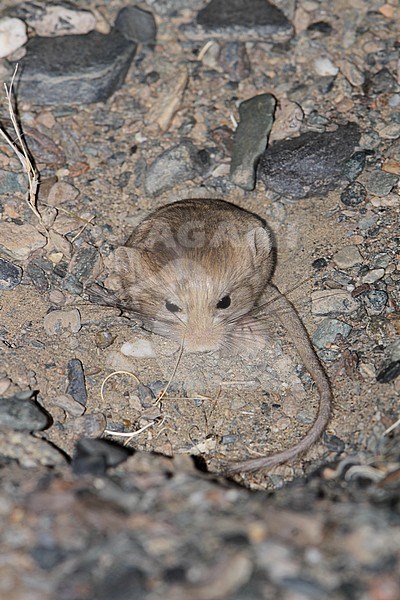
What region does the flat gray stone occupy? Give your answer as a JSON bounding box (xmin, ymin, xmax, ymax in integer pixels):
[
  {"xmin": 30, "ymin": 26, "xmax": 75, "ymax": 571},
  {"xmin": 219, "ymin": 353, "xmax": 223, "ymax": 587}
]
[
  {"xmin": 258, "ymin": 123, "xmax": 360, "ymax": 199},
  {"xmin": 115, "ymin": 6, "xmax": 157, "ymax": 44},
  {"xmin": 0, "ymin": 394, "xmax": 49, "ymax": 431},
  {"xmin": 333, "ymin": 246, "xmax": 363, "ymax": 269},
  {"xmin": 312, "ymin": 318, "xmax": 352, "ymax": 349},
  {"xmin": 311, "ymin": 289, "xmax": 360, "ymax": 316},
  {"xmin": 144, "ymin": 140, "xmax": 209, "ymax": 196},
  {"xmin": 66, "ymin": 358, "xmax": 87, "ymax": 407},
  {"xmin": 230, "ymin": 93, "xmax": 276, "ymax": 190},
  {"xmin": 365, "ymin": 170, "xmax": 398, "ymax": 196},
  {"xmin": 16, "ymin": 29, "xmax": 137, "ymax": 105},
  {"xmin": 181, "ymin": 0, "xmax": 293, "ymax": 42}
]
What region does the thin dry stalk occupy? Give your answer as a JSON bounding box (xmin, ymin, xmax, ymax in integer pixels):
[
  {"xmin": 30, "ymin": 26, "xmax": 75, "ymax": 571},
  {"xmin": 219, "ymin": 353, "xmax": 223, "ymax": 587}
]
[{"xmin": 0, "ymin": 65, "xmax": 44, "ymax": 228}]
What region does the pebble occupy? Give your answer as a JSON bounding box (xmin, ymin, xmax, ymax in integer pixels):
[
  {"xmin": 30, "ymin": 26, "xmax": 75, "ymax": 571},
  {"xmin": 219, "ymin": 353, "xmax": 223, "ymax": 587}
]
[
  {"xmin": 120, "ymin": 340, "xmax": 156, "ymax": 359},
  {"xmin": 370, "ymin": 68, "xmax": 397, "ymax": 95},
  {"xmin": 26, "ymin": 257, "xmax": 53, "ymax": 293},
  {"xmin": 312, "ymin": 318, "xmax": 352, "ymax": 349},
  {"xmin": 360, "ymin": 290, "xmax": 388, "ymax": 316},
  {"xmin": 25, "ymin": 5, "xmax": 96, "ymax": 36},
  {"xmin": 378, "ymin": 123, "xmax": 400, "ymax": 140},
  {"xmin": 16, "ymin": 30, "xmax": 137, "ymax": 105},
  {"xmin": 311, "ymin": 289, "xmax": 360, "ymax": 316},
  {"xmin": 52, "ymin": 394, "xmax": 85, "ymax": 417},
  {"xmin": 72, "ymin": 438, "xmax": 131, "ymax": 476},
  {"xmin": 66, "ymin": 358, "xmax": 87, "ymax": 407},
  {"xmin": 95, "ymin": 331, "xmax": 116, "ymax": 350},
  {"xmin": 0, "ymin": 17, "xmax": 27, "ymax": 58},
  {"xmin": 0, "ymin": 169, "xmax": 27, "ymax": 194},
  {"xmin": 365, "ymin": 170, "xmax": 399, "ymax": 196},
  {"xmin": 115, "ymin": 5, "xmax": 157, "ymax": 44},
  {"xmin": 342, "ymin": 151, "xmax": 366, "ymax": 181},
  {"xmin": 47, "ymin": 181, "xmax": 80, "ymax": 206},
  {"xmin": 181, "ymin": 0, "xmax": 293, "ymax": 42},
  {"xmin": 68, "ymin": 245, "xmax": 103, "ymax": 287},
  {"xmin": 43, "ymin": 308, "xmax": 81, "ymax": 336},
  {"xmin": 230, "ymin": 93, "xmax": 276, "ymax": 190},
  {"xmin": 377, "ymin": 340, "xmax": 400, "ymax": 383},
  {"xmin": 314, "ymin": 57, "xmax": 338, "ymax": 77},
  {"xmin": 339, "ymin": 60, "xmax": 365, "ymax": 86},
  {"xmin": 219, "ymin": 41, "xmax": 251, "ymax": 81},
  {"xmin": 0, "ymin": 258, "xmax": 23, "ymax": 290},
  {"xmin": 373, "ymin": 253, "xmax": 392, "ymax": 269},
  {"xmin": 340, "ymin": 181, "xmax": 367, "ymax": 206},
  {"xmin": 0, "ymin": 393, "xmax": 49, "ymax": 431},
  {"xmin": 333, "ymin": 246, "xmax": 363, "ymax": 269},
  {"xmin": 144, "ymin": 140, "xmax": 209, "ymax": 196},
  {"xmin": 63, "ymin": 412, "xmax": 106, "ymax": 438},
  {"xmin": 362, "ymin": 269, "xmax": 385, "ymax": 284},
  {"xmin": 258, "ymin": 123, "xmax": 360, "ymax": 199},
  {"xmin": 0, "ymin": 377, "xmax": 11, "ymax": 395},
  {"xmin": 0, "ymin": 222, "xmax": 47, "ymax": 261}
]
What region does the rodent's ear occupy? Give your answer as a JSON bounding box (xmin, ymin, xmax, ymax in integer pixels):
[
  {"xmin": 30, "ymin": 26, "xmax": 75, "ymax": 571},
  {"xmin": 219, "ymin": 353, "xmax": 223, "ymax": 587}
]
[
  {"xmin": 112, "ymin": 246, "xmax": 141, "ymax": 278},
  {"xmin": 246, "ymin": 227, "xmax": 272, "ymax": 259}
]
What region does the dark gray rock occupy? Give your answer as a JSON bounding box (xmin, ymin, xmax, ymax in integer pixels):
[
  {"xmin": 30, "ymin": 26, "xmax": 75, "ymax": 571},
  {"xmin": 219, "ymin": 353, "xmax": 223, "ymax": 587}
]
[
  {"xmin": 360, "ymin": 290, "xmax": 388, "ymax": 315},
  {"xmin": 181, "ymin": 0, "xmax": 293, "ymax": 42},
  {"xmin": 218, "ymin": 42, "xmax": 251, "ymax": 82},
  {"xmin": 66, "ymin": 358, "xmax": 87, "ymax": 407},
  {"xmin": 230, "ymin": 93, "xmax": 276, "ymax": 190},
  {"xmin": 342, "ymin": 151, "xmax": 366, "ymax": 181},
  {"xmin": 258, "ymin": 122, "xmax": 360, "ymax": 199},
  {"xmin": 377, "ymin": 340, "xmax": 400, "ymax": 383},
  {"xmin": 368, "ymin": 68, "xmax": 397, "ymax": 95},
  {"xmin": 340, "ymin": 181, "xmax": 367, "ymax": 206},
  {"xmin": 0, "ymin": 258, "xmax": 22, "ymax": 290},
  {"xmin": 144, "ymin": 140, "xmax": 210, "ymax": 196},
  {"xmin": 72, "ymin": 438, "xmax": 131, "ymax": 475},
  {"xmin": 0, "ymin": 393, "xmax": 49, "ymax": 431},
  {"xmin": 0, "ymin": 169, "xmax": 26, "ymax": 194},
  {"xmin": 15, "ymin": 29, "xmax": 137, "ymax": 105},
  {"xmin": 115, "ymin": 6, "xmax": 157, "ymax": 44}
]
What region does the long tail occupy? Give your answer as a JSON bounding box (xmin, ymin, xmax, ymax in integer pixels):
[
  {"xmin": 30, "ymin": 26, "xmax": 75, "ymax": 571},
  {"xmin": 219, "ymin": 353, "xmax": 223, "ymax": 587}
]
[{"xmin": 226, "ymin": 284, "xmax": 332, "ymax": 474}]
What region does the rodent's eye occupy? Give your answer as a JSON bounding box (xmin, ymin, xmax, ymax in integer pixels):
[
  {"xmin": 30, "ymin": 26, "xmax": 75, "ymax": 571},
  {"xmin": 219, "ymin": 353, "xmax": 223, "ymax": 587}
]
[
  {"xmin": 165, "ymin": 300, "xmax": 182, "ymax": 313},
  {"xmin": 216, "ymin": 295, "xmax": 231, "ymax": 309}
]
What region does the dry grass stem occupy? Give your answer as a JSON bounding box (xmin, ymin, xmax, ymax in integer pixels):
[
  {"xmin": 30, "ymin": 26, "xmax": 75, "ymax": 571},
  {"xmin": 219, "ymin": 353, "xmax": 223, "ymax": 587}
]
[{"xmin": 0, "ymin": 65, "xmax": 43, "ymax": 227}]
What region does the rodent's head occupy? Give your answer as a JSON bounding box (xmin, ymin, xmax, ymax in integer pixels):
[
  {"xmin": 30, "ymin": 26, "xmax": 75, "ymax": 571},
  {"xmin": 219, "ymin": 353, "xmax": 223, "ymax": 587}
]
[{"xmin": 113, "ymin": 199, "xmax": 274, "ymax": 352}]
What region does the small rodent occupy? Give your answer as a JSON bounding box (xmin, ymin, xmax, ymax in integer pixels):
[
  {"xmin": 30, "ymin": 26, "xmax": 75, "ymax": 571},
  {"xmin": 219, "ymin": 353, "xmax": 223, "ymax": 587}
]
[{"xmin": 112, "ymin": 197, "xmax": 332, "ymax": 474}]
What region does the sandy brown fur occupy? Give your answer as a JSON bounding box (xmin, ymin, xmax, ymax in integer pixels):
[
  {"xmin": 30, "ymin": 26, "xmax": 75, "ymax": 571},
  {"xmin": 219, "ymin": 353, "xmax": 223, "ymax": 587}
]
[{"xmin": 112, "ymin": 197, "xmax": 332, "ymax": 474}]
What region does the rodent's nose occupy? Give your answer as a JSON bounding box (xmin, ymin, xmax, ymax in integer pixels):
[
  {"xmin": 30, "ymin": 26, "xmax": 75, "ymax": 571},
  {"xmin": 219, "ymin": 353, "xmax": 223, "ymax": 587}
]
[{"xmin": 183, "ymin": 331, "xmax": 221, "ymax": 353}]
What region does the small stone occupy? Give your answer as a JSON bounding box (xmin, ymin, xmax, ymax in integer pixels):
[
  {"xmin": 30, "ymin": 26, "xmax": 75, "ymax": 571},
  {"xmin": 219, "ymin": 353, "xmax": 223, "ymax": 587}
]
[
  {"xmin": 333, "ymin": 246, "xmax": 363, "ymax": 269},
  {"xmin": 360, "ymin": 290, "xmax": 388, "ymax": 315},
  {"xmin": 0, "ymin": 258, "xmax": 22, "ymax": 290},
  {"xmin": 311, "ymin": 290, "xmax": 360, "ymax": 316},
  {"xmin": 312, "ymin": 318, "xmax": 352, "ymax": 349},
  {"xmin": 16, "ymin": 30, "xmax": 137, "ymax": 105},
  {"xmin": 66, "ymin": 358, "xmax": 87, "ymax": 407},
  {"xmin": 0, "ymin": 393, "xmax": 49, "ymax": 431},
  {"xmin": 144, "ymin": 140, "xmax": 209, "ymax": 196},
  {"xmin": 362, "ymin": 269, "xmax": 385, "ymax": 284},
  {"xmin": 369, "ymin": 68, "xmax": 397, "ymax": 95},
  {"xmin": 314, "ymin": 57, "xmax": 338, "ymax": 77},
  {"xmin": 47, "ymin": 181, "xmax": 80, "ymax": 206},
  {"xmin": 115, "ymin": 6, "xmax": 157, "ymax": 44},
  {"xmin": 312, "ymin": 257, "xmax": 328, "ymax": 270},
  {"xmin": 95, "ymin": 331, "xmax": 116, "ymax": 350},
  {"xmin": 340, "ymin": 181, "xmax": 367, "ymax": 206},
  {"xmin": 339, "ymin": 60, "xmax": 365, "ymax": 86},
  {"xmin": 0, "ymin": 222, "xmax": 47, "ymax": 261},
  {"xmin": 373, "ymin": 253, "xmax": 391, "ymax": 269},
  {"xmin": 43, "ymin": 309, "xmax": 81, "ymax": 335},
  {"xmin": 68, "ymin": 245, "xmax": 103, "ymax": 286},
  {"xmin": 219, "ymin": 41, "xmax": 251, "ymax": 82},
  {"xmin": 230, "ymin": 93, "xmax": 276, "ymax": 190},
  {"xmin": 121, "ymin": 340, "xmax": 156, "ymax": 358},
  {"xmin": 377, "ymin": 340, "xmax": 400, "ymax": 383},
  {"xmin": 378, "ymin": 123, "xmax": 400, "ymax": 140},
  {"xmin": 342, "ymin": 151, "xmax": 366, "ymax": 181},
  {"xmin": 0, "ymin": 17, "xmax": 27, "ymax": 58},
  {"xmin": 182, "ymin": 0, "xmax": 293, "ymax": 42},
  {"xmin": 72, "ymin": 438, "xmax": 131, "ymax": 475},
  {"xmin": 366, "ymin": 170, "xmax": 399, "ymax": 196},
  {"xmin": 63, "ymin": 412, "xmax": 106, "ymax": 438},
  {"xmin": 53, "ymin": 394, "xmax": 85, "ymax": 417},
  {"xmin": 0, "ymin": 169, "xmax": 27, "ymax": 194},
  {"xmin": 258, "ymin": 123, "xmax": 360, "ymax": 199},
  {"xmin": 26, "ymin": 5, "xmax": 96, "ymax": 36}
]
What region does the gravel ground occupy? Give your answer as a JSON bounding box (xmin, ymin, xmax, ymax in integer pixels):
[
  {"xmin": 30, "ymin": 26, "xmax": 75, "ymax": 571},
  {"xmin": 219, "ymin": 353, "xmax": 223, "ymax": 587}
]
[{"xmin": 0, "ymin": 0, "xmax": 399, "ymax": 598}]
